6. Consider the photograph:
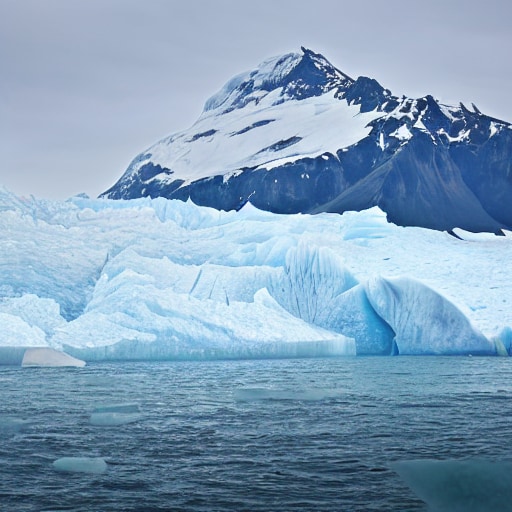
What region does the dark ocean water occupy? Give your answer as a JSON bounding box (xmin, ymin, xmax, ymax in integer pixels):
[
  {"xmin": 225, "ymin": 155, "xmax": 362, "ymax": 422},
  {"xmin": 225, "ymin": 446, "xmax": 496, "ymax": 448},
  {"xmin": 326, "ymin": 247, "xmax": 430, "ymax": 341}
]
[{"xmin": 1, "ymin": 356, "xmax": 512, "ymax": 512}]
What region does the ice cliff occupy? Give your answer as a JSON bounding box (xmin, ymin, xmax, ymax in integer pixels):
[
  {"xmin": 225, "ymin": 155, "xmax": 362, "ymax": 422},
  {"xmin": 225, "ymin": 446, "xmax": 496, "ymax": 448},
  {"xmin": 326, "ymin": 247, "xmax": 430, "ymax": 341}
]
[{"xmin": 0, "ymin": 188, "xmax": 509, "ymax": 361}]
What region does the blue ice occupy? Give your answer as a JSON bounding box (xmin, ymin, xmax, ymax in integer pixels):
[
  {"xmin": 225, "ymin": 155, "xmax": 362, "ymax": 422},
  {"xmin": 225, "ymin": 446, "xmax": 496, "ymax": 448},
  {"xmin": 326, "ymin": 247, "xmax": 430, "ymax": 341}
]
[
  {"xmin": 52, "ymin": 457, "xmax": 107, "ymax": 474},
  {"xmin": 90, "ymin": 403, "xmax": 142, "ymax": 426}
]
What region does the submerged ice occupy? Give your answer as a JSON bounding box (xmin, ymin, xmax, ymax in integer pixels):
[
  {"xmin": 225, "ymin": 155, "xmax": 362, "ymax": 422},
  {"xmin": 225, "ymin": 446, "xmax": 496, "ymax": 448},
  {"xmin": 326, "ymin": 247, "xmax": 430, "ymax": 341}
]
[
  {"xmin": 0, "ymin": 188, "xmax": 510, "ymax": 361},
  {"xmin": 89, "ymin": 403, "xmax": 143, "ymax": 426},
  {"xmin": 392, "ymin": 459, "xmax": 512, "ymax": 512}
]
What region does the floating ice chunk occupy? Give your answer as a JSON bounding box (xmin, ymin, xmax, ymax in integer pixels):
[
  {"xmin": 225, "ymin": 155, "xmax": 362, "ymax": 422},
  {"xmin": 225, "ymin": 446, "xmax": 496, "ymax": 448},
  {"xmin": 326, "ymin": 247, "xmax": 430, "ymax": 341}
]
[
  {"xmin": 21, "ymin": 348, "xmax": 86, "ymax": 367},
  {"xmin": 53, "ymin": 457, "xmax": 107, "ymax": 474},
  {"xmin": 90, "ymin": 403, "xmax": 142, "ymax": 426},
  {"xmin": 0, "ymin": 346, "xmax": 86, "ymax": 366},
  {"xmin": 366, "ymin": 277, "xmax": 495, "ymax": 355},
  {"xmin": 392, "ymin": 459, "xmax": 512, "ymax": 512},
  {"xmin": 0, "ymin": 417, "xmax": 34, "ymax": 434},
  {"xmin": 90, "ymin": 412, "xmax": 142, "ymax": 426}
]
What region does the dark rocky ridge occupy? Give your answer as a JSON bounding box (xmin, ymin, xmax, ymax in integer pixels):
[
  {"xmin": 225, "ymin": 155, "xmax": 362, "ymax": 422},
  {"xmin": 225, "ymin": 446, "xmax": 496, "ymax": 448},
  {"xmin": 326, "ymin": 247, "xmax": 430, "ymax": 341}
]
[{"xmin": 102, "ymin": 48, "xmax": 512, "ymax": 233}]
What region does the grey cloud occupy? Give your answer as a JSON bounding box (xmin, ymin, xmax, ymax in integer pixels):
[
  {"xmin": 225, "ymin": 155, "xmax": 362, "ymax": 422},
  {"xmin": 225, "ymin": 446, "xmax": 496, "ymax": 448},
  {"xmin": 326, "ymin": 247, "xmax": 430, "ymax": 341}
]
[{"xmin": 1, "ymin": 0, "xmax": 511, "ymax": 199}]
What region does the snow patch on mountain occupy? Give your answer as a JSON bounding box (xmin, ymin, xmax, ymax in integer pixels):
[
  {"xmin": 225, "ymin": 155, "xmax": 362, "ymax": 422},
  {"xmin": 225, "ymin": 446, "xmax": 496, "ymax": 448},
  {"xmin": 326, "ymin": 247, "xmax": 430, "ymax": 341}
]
[{"xmin": 124, "ymin": 89, "xmax": 381, "ymax": 188}]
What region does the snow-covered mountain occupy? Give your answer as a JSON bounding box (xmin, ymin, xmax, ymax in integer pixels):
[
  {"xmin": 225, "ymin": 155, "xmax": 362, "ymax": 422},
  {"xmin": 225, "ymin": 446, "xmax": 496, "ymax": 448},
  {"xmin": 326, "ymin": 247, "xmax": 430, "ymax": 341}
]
[
  {"xmin": 0, "ymin": 188, "xmax": 510, "ymax": 362},
  {"xmin": 102, "ymin": 47, "xmax": 512, "ymax": 233}
]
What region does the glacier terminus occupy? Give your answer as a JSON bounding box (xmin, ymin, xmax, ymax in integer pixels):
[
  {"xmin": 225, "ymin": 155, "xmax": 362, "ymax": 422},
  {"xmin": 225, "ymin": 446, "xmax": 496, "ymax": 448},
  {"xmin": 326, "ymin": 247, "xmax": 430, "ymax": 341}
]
[{"xmin": 0, "ymin": 188, "xmax": 509, "ymax": 362}]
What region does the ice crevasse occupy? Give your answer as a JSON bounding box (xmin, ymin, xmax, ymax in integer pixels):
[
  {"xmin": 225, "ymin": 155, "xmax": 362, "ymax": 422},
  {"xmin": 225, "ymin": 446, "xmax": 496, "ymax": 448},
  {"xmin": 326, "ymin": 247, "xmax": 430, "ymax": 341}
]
[{"xmin": 0, "ymin": 188, "xmax": 509, "ymax": 361}]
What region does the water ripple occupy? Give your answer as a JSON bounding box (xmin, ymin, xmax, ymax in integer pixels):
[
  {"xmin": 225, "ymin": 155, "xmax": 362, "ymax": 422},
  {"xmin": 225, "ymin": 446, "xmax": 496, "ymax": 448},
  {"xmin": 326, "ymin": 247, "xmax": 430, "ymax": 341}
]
[{"xmin": 1, "ymin": 357, "xmax": 512, "ymax": 511}]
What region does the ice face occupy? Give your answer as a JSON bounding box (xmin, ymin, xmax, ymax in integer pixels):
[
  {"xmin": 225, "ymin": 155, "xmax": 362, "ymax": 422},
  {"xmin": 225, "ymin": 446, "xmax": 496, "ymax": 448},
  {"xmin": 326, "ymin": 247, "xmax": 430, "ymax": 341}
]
[
  {"xmin": 0, "ymin": 188, "xmax": 510, "ymax": 361},
  {"xmin": 366, "ymin": 277, "xmax": 495, "ymax": 355},
  {"xmin": 268, "ymin": 243, "xmax": 358, "ymax": 324},
  {"xmin": 0, "ymin": 347, "xmax": 30, "ymax": 365},
  {"xmin": 495, "ymin": 326, "xmax": 512, "ymax": 355},
  {"xmin": 324, "ymin": 285, "xmax": 396, "ymax": 356},
  {"xmin": 0, "ymin": 295, "xmax": 65, "ymax": 337},
  {"xmin": 0, "ymin": 313, "xmax": 47, "ymax": 347},
  {"xmin": 267, "ymin": 245, "xmax": 394, "ymax": 355}
]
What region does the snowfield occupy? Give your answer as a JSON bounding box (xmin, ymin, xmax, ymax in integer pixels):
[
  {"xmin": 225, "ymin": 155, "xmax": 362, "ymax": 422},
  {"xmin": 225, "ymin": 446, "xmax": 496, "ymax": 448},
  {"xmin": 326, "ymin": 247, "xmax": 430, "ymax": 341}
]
[{"xmin": 0, "ymin": 188, "xmax": 510, "ymax": 361}]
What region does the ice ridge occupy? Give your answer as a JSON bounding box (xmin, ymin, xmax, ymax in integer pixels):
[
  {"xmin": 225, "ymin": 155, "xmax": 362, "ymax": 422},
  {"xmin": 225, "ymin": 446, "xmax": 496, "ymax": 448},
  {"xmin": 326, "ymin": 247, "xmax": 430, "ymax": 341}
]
[{"xmin": 0, "ymin": 190, "xmax": 509, "ymax": 361}]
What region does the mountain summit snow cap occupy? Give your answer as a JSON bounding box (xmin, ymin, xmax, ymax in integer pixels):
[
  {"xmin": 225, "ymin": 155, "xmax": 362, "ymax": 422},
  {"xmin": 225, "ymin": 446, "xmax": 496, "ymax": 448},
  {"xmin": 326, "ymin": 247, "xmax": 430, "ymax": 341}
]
[
  {"xmin": 203, "ymin": 47, "xmax": 354, "ymax": 114},
  {"xmin": 102, "ymin": 47, "xmax": 512, "ymax": 234}
]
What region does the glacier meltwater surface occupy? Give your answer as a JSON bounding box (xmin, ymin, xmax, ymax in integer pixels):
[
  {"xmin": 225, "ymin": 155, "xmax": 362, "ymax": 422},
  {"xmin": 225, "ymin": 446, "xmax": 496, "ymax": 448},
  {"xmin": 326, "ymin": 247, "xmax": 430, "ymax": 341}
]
[{"xmin": 0, "ymin": 188, "xmax": 510, "ymax": 361}]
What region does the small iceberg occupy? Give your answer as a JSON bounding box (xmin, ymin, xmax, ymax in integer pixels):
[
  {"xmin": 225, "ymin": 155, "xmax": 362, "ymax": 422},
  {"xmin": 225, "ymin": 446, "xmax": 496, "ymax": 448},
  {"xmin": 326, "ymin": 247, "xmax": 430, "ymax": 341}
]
[
  {"xmin": 22, "ymin": 348, "xmax": 86, "ymax": 367},
  {"xmin": 90, "ymin": 403, "xmax": 142, "ymax": 426},
  {"xmin": 52, "ymin": 457, "xmax": 107, "ymax": 474},
  {"xmin": 0, "ymin": 416, "xmax": 34, "ymax": 435}
]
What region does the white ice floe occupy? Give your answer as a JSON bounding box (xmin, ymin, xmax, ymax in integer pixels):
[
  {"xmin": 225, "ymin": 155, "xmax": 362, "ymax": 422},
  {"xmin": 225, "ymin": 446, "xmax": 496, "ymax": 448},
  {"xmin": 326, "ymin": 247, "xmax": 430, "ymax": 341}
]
[{"xmin": 52, "ymin": 457, "xmax": 107, "ymax": 474}]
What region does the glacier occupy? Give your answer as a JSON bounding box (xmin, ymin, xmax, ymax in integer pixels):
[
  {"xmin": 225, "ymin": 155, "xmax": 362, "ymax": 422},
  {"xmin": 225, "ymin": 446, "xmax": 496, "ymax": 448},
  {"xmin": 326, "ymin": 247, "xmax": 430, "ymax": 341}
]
[{"xmin": 0, "ymin": 187, "xmax": 510, "ymax": 361}]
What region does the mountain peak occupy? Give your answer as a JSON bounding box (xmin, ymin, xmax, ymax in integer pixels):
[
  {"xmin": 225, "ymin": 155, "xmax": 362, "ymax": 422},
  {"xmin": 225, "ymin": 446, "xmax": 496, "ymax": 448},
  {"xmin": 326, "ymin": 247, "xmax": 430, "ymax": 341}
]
[
  {"xmin": 299, "ymin": 46, "xmax": 354, "ymax": 82},
  {"xmin": 203, "ymin": 47, "xmax": 353, "ymax": 114},
  {"xmin": 103, "ymin": 49, "xmax": 512, "ymax": 234}
]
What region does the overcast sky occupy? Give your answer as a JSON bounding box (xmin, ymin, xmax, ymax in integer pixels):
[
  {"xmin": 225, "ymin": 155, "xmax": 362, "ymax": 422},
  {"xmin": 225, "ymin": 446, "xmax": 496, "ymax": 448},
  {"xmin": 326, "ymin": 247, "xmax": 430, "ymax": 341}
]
[{"xmin": 1, "ymin": 0, "xmax": 511, "ymax": 200}]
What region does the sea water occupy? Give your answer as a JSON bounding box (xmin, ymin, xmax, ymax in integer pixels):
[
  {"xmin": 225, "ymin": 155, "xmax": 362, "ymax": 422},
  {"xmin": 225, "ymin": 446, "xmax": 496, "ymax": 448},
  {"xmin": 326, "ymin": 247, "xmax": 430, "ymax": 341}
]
[{"xmin": 1, "ymin": 356, "xmax": 512, "ymax": 511}]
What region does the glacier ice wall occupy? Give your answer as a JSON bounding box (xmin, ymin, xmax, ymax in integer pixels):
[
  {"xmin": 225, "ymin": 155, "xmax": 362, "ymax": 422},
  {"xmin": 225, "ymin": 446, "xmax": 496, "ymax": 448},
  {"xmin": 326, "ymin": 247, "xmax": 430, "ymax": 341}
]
[
  {"xmin": 322, "ymin": 285, "xmax": 396, "ymax": 356},
  {"xmin": 0, "ymin": 187, "xmax": 510, "ymax": 361},
  {"xmin": 268, "ymin": 243, "xmax": 358, "ymax": 324},
  {"xmin": 366, "ymin": 277, "xmax": 495, "ymax": 355},
  {"xmin": 268, "ymin": 245, "xmax": 395, "ymax": 355}
]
